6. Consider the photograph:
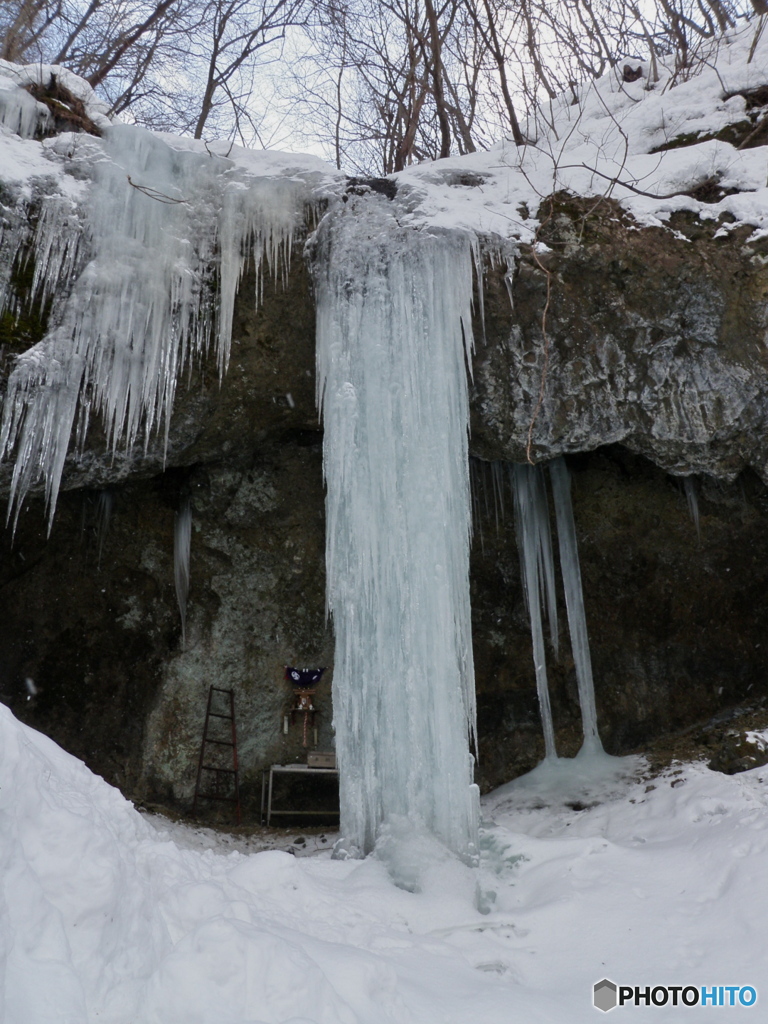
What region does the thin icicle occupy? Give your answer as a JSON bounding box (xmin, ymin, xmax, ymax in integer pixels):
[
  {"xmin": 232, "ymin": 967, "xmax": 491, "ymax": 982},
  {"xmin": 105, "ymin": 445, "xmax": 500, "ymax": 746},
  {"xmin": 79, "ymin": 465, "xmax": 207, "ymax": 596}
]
[
  {"xmin": 510, "ymin": 463, "xmax": 559, "ymax": 758},
  {"xmin": 0, "ymin": 208, "xmax": 31, "ymax": 322},
  {"xmin": 26, "ymin": 193, "xmax": 84, "ymax": 311},
  {"xmin": 549, "ymin": 457, "xmax": 602, "ymax": 753},
  {"xmin": 490, "ymin": 460, "xmax": 506, "ymax": 533},
  {"xmin": 682, "ymin": 476, "xmax": 701, "ymax": 542},
  {"xmin": 314, "ymin": 194, "xmax": 479, "ymax": 862},
  {"xmin": 0, "ymin": 184, "xmax": 84, "ymax": 362},
  {"xmin": 535, "ymin": 474, "xmax": 559, "ymax": 662},
  {"xmin": 469, "ymin": 459, "xmax": 485, "ymax": 554},
  {"xmin": 95, "ymin": 489, "xmax": 113, "ymax": 567},
  {"xmin": 174, "ymin": 496, "xmax": 192, "ymax": 646}
]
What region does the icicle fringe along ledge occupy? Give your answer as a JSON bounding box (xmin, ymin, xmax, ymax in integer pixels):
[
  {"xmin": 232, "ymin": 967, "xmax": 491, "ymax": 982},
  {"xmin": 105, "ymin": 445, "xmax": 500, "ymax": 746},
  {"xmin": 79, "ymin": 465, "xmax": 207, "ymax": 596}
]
[{"xmin": 0, "ymin": 124, "xmax": 313, "ymax": 528}]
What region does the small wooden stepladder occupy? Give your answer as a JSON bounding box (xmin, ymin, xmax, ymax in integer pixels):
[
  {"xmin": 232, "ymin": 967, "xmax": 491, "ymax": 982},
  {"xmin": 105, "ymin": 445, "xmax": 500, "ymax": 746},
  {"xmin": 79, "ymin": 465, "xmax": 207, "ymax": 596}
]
[{"xmin": 192, "ymin": 685, "xmax": 242, "ymax": 824}]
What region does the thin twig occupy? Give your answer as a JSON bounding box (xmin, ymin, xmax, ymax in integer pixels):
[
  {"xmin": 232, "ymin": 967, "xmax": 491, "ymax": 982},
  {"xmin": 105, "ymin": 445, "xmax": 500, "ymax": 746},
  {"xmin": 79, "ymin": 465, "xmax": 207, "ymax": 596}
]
[
  {"xmin": 126, "ymin": 175, "xmax": 189, "ymax": 204},
  {"xmin": 525, "ymin": 194, "xmax": 554, "ymax": 465},
  {"xmin": 571, "ymin": 163, "xmax": 713, "ymax": 200},
  {"xmin": 737, "ymin": 110, "xmax": 768, "ymax": 150}
]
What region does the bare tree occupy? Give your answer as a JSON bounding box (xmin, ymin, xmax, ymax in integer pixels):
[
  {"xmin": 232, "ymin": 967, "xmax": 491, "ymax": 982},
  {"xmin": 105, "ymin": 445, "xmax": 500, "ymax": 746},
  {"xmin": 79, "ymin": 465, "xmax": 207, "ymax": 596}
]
[
  {"xmin": 1, "ymin": 0, "xmax": 762, "ymax": 170},
  {"xmin": 191, "ymin": 0, "xmax": 310, "ymax": 140},
  {"xmin": 1, "ymin": 0, "xmax": 64, "ymax": 62}
]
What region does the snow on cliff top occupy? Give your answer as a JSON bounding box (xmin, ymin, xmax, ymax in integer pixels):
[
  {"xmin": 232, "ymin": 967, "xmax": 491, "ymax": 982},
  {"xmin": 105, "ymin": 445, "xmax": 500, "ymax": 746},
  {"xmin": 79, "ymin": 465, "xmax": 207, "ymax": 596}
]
[
  {"xmin": 396, "ymin": 22, "xmax": 768, "ymax": 243},
  {"xmin": 0, "ymin": 59, "xmax": 113, "ymax": 130},
  {"xmin": 0, "ymin": 60, "xmax": 341, "ymax": 207},
  {"xmin": 2, "ymin": 22, "xmax": 768, "ymax": 245}
]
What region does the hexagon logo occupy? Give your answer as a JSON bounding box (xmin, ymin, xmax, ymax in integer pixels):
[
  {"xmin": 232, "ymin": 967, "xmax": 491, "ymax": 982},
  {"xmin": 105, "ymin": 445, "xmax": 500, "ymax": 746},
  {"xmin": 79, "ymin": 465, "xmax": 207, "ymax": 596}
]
[{"xmin": 594, "ymin": 979, "xmax": 618, "ymax": 1012}]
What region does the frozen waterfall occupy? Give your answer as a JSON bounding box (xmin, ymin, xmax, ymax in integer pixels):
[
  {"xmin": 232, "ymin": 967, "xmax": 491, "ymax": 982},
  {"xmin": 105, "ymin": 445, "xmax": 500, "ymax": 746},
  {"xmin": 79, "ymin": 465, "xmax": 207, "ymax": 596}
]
[{"xmin": 314, "ymin": 194, "xmax": 480, "ymax": 861}]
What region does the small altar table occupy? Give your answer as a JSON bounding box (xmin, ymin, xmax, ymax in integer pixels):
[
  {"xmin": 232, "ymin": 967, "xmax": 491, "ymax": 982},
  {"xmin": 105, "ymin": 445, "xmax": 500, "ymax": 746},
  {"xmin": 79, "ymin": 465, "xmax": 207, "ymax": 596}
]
[{"xmin": 260, "ymin": 763, "xmax": 340, "ymax": 826}]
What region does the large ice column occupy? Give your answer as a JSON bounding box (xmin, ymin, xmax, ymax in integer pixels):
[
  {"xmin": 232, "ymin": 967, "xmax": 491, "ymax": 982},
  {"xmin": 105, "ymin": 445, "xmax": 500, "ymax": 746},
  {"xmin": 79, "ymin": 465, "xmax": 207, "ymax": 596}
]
[
  {"xmin": 1, "ymin": 124, "xmax": 305, "ymax": 526},
  {"xmin": 549, "ymin": 457, "xmax": 602, "ymax": 752},
  {"xmin": 510, "ymin": 462, "xmax": 559, "ymax": 759},
  {"xmin": 314, "ymin": 194, "xmax": 480, "ymax": 860}
]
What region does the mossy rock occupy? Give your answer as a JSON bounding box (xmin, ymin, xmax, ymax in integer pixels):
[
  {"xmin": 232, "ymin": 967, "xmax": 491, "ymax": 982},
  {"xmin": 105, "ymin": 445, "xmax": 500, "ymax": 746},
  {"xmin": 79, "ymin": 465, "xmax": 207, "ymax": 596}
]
[
  {"xmin": 649, "ymin": 121, "xmax": 754, "ymax": 153},
  {"xmin": 707, "ymin": 734, "xmax": 768, "ymax": 775},
  {"xmin": 25, "ymin": 75, "xmax": 102, "ymax": 138}
]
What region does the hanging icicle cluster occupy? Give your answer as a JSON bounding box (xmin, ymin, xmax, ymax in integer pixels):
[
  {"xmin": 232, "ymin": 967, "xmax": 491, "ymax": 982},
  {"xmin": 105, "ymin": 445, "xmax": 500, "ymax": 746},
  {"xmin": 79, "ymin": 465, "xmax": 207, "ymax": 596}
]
[
  {"xmin": 314, "ymin": 194, "xmax": 481, "ymax": 861},
  {"xmin": 549, "ymin": 458, "xmax": 601, "ymax": 753},
  {"xmin": 511, "ymin": 462, "xmax": 559, "ymax": 759},
  {"xmin": 0, "ymin": 80, "xmax": 50, "ymax": 138},
  {"xmin": 473, "ymin": 455, "xmax": 603, "ymax": 757},
  {"xmin": 0, "ymin": 124, "xmax": 310, "ymax": 528}
]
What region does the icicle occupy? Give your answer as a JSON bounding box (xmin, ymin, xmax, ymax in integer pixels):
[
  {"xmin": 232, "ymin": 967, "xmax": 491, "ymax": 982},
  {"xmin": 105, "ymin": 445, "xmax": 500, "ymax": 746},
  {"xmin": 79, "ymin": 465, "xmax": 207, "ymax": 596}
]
[
  {"xmin": 314, "ymin": 194, "xmax": 479, "ymax": 862},
  {"xmin": 1, "ymin": 124, "xmax": 308, "ymax": 528},
  {"xmin": 490, "ymin": 460, "xmax": 506, "ymax": 533},
  {"xmin": 217, "ymin": 174, "xmax": 300, "ymax": 377},
  {"xmin": 174, "ymin": 496, "xmax": 192, "ymax": 646},
  {"xmin": 469, "ymin": 459, "xmax": 484, "ymax": 553},
  {"xmin": 95, "ymin": 489, "xmax": 113, "ymax": 566},
  {"xmin": 682, "ymin": 476, "xmax": 701, "ymax": 542},
  {"xmin": 26, "ymin": 193, "xmax": 84, "ymax": 310},
  {"xmin": 0, "ymin": 85, "xmax": 50, "ymax": 138},
  {"xmin": 510, "ymin": 463, "xmax": 559, "ymax": 758},
  {"xmin": 0, "ymin": 327, "xmax": 85, "ymax": 529},
  {"xmin": 0, "ymin": 186, "xmax": 82, "ymax": 355},
  {"xmin": 549, "ymin": 457, "xmax": 602, "ymax": 753},
  {"xmin": 0, "ymin": 209, "xmax": 31, "ymax": 322}
]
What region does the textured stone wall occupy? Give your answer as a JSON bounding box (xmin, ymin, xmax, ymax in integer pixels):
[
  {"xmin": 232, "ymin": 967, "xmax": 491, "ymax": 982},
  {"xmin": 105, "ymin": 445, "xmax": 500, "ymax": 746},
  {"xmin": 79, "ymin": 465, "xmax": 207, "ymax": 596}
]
[
  {"xmin": 471, "ymin": 197, "xmax": 768, "ymax": 480},
  {"xmin": 0, "ymin": 254, "xmax": 334, "ymax": 818},
  {"xmin": 3, "ymin": 195, "xmax": 768, "ymax": 816},
  {"xmin": 470, "ymin": 449, "xmax": 768, "ymax": 790}
]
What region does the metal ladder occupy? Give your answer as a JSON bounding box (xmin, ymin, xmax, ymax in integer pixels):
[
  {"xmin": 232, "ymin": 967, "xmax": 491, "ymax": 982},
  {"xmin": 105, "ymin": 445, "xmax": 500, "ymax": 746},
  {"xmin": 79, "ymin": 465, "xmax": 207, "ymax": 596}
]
[{"xmin": 191, "ymin": 686, "xmax": 242, "ymax": 824}]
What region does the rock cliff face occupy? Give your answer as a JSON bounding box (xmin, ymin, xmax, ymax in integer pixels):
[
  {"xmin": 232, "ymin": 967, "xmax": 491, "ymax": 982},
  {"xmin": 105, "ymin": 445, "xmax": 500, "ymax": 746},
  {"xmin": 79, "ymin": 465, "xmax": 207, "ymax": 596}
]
[
  {"xmin": 0, "ymin": 253, "xmax": 335, "ymax": 815},
  {"xmin": 472, "ymin": 196, "xmax": 768, "ymax": 478},
  {"xmin": 2, "ymin": 193, "xmax": 768, "ymax": 817}
]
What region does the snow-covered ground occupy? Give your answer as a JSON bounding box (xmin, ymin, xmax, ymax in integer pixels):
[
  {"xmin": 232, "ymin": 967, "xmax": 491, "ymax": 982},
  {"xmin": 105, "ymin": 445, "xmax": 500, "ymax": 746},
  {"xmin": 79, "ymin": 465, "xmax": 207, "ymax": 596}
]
[
  {"xmin": 2, "ymin": 701, "xmax": 767, "ymax": 1023},
  {"xmin": 397, "ymin": 22, "xmax": 768, "ymax": 244}
]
